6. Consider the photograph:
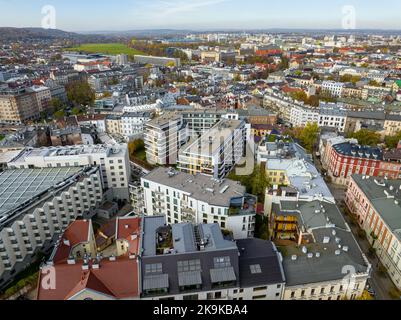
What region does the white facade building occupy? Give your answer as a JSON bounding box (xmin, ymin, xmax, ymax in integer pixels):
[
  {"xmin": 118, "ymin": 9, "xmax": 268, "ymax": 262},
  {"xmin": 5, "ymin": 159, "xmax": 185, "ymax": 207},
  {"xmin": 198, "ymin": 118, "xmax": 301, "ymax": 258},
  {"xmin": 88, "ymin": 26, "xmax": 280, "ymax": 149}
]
[
  {"xmin": 7, "ymin": 144, "xmax": 131, "ymax": 200},
  {"xmin": 121, "ymin": 112, "xmax": 152, "ymax": 140},
  {"xmin": 140, "ymin": 167, "xmax": 256, "ymax": 240}
]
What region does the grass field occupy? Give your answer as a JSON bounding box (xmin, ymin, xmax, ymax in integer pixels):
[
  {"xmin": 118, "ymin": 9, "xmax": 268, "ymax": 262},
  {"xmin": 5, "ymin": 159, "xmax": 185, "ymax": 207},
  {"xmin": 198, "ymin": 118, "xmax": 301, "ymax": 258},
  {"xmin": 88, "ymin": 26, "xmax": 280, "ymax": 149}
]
[{"xmin": 65, "ymin": 43, "xmax": 145, "ymax": 56}]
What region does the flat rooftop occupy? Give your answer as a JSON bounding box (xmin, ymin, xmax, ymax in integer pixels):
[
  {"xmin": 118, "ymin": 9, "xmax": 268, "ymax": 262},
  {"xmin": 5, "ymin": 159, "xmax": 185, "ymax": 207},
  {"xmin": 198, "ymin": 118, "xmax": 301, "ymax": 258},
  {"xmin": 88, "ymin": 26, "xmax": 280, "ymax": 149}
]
[
  {"xmin": 9, "ymin": 144, "xmax": 127, "ymax": 164},
  {"xmin": 0, "ymin": 167, "xmax": 83, "ymax": 222},
  {"xmin": 143, "ymin": 167, "xmax": 246, "ymax": 207},
  {"xmin": 180, "ymin": 119, "xmax": 243, "ymax": 156}
]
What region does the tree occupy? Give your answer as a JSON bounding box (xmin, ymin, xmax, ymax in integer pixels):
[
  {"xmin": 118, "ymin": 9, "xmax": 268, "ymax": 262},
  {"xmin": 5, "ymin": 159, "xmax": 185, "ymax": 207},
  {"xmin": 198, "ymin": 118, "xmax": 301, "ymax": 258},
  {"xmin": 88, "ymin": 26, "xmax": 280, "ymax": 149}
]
[
  {"xmin": 250, "ymin": 165, "xmax": 269, "ymax": 203},
  {"xmin": 66, "ymin": 80, "xmax": 95, "ymax": 107},
  {"xmin": 71, "ymin": 107, "xmax": 82, "ymax": 116},
  {"xmin": 290, "ymin": 91, "xmax": 308, "ymax": 103},
  {"xmin": 385, "ymin": 131, "xmax": 401, "ymax": 149},
  {"xmin": 286, "ymin": 123, "xmax": 320, "ymax": 152},
  {"xmin": 50, "ymin": 97, "xmax": 62, "ymax": 111},
  {"xmin": 53, "ymin": 110, "xmax": 65, "ymax": 120},
  {"xmin": 349, "ymin": 129, "xmax": 381, "ymax": 146}
]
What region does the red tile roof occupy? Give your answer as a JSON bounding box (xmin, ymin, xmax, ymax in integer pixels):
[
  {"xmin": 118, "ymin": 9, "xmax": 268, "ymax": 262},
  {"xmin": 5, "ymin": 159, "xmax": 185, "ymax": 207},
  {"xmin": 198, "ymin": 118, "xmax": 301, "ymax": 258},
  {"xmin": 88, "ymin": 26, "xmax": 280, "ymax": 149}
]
[
  {"xmin": 37, "ymin": 258, "xmax": 139, "ymax": 300},
  {"xmin": 116, "ymin": 217, "xmax": 141, "ymax": 256},
  {"xmin": 53, "ymin": 220, "xmax": 91, "ymax": 264}
]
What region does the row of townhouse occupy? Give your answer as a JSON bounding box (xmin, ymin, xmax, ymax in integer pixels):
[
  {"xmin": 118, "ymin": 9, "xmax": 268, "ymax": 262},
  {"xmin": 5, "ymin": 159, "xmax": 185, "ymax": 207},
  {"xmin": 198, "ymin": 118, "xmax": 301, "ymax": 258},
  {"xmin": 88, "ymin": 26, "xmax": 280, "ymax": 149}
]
[
  {"xmin": 319, "ymin": 133, "xmax": 401, "ymax": 185},
  {"xmin": 36, "ymin": 213, "xmax": 367, "ymax": 301},
  {"xmin": 0, "ymin": 166, "xmax": 103, "ymax": 288},
  {"xmin": 36, "ymin": 216, "xmax": 286, "ymax": 300},
  {"xmin": 345, "ymin": 175, "xmax": 401, "ymax": 290},
  {"xmin": 262, "ymin": 154, "xmax": 371, "ymax": 300}
]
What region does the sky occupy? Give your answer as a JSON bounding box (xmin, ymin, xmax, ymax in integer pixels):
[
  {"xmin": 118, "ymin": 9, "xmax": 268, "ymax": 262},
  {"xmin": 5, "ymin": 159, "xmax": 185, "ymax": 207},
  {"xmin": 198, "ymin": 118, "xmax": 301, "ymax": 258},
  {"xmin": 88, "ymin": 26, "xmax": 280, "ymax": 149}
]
[{"xmin": 0, "ymin": 0, "xmax": 401, "ymax": 32}]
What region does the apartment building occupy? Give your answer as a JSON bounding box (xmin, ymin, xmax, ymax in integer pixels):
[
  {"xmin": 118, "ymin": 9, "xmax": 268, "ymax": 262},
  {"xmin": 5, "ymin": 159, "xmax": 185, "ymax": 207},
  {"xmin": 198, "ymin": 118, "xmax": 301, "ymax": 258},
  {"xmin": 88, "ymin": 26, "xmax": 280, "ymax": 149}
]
[
  {"xmin": 7, "ymin": 144, "xmax": 131, "ymax": 200},
  {"xmin": 319, "ymin": 134, "xmax": 401, "ymax": 185},
  {"xmin": 106, "ymin": 115, "xmax": 123, "ymax": 135},
  {"xmin": 76, "ymin": 114, "xmax": 107, "ymax": 133},
  {"xmin": 37, "ymin": 217, "xmax": 140, "ymax": 300},
  {"xmin": 289, "ymin": 105, "xmax": 319, "ymax": 127},
  {"xmin": 27, "ymin": 86, "xmax": 52, "ymax": 113},
  {"xmin": 140, "ymin": 216, "xmax": 285, "ymax": 300},
  {"xmin": 0, "ymin": 166, "xmax": 103, "ymax": 287},
  {"xmin": 289, "ymin": 104, "xmax": 347, "ymax": 132},
  {"xmin": 144, "ymin": 113, "xmax": 188, "ymax": 165},
  {"xmin": 345, "ymin": 175, "xmax": 401, "ymax": 290},
  {"xmin": 140, "ymin": 167, "xmax": 256, "ymax": 239},
  {"xmin": 266, "ymin": 192, "xmax": 370, "ymax": 300},
  {"xmin": 318, "ymin": 105, "xmax": 347, "ymax": 133},
  {"xmin": 121, "ymin": 112, "xmax": 152, "ymax": 140},
  {"xmin": 0, "ymin": 88, "xmax": 40, "ymax": 123},
  {"xmin": 177, "ymin": 119, "xmax": 246, "ymax": 179},
  {"xmin": 321, "ymin": 81, "xmax": 345, "ymax": 98}
]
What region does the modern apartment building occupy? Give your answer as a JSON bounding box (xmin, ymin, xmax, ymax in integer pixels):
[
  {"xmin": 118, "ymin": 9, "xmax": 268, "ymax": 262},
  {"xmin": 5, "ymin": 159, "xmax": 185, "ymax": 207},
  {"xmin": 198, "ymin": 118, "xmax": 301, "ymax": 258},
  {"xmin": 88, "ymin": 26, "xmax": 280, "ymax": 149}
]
[
  {"xmin": 140, "ymin": 167, "xmax": 256, "ymax": 239},
  {"xmin": 7, "ymin": 144, "xmax": 131, "ymax": 200},
  {"xmin": 144, "ymin": 113, "xmax": 188, "ymax": 165},
  {"xmin": 177, "ymin": 119, "xmax": 246, "ymax": 179},
  {"xmin": 140, "ymin": 216, "xmax": 285, "ymax": 300},
  {"xmin": 345, "ymin": 175, "xmax": 401, "ymax": 290},
  {"xmin": 0, "ymin": 166, "xmax": 103, "ymax": 287}
]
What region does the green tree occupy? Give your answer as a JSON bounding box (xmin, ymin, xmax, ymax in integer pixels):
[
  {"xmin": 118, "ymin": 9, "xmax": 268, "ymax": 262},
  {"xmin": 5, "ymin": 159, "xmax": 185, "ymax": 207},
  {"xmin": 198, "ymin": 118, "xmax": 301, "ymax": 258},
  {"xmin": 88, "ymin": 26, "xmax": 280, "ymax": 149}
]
[
  {"xmin": 250, "ymin": 165, "xmax": 269, "ymax": 203},
  {"xmin": 66, "ymin": 80, "xmax": 95, "ymax": 107},
  {"xmin": 299, "ymin": 122, "xmax": 320, "ymax": 152},
  {"xmin": 349, "ymin": 129, "xmax": 381, "ymax": 146},
  {"xmin": 287, "ymin": 123, "xmax": 320, "ymax": 152},
  {"xmin": 53, "ymin": 110, "xmax": 65, "ymax": 120},
  {"xmin": 385, "ymin": 131, "xmax": 401, "ymax": 149},
  {"xmin": 71, "ymin": 107, "xmax": 82, "ymax": 116},
  {"xmin": 50, "ymin": 97, "xmax": 62, "ymax": 111}
]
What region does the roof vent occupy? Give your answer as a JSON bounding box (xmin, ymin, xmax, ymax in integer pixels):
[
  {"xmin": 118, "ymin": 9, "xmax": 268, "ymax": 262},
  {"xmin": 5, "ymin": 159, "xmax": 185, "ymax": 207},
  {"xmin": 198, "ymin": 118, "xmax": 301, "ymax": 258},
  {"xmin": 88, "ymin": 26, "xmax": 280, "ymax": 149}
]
[
  {"xmin": 335, "ymin": 237, "xmax": 341, "ymax": 243},
  {"xmin": 82, "ymin": 264, "xmax": 89, "ymax": 270},
  {"xmin": 315, "ymin": 252, "xmax": 321, "ymax": 258},
  {"xmin": 92, "ymin": 263, "xmax": 100, "ymax": 270},
  {"xmin": 323, "ymin": 236, "xmax": 330, "ymax": 244},
  {"xmin": 335, "ymin": 250, "xmax": 341, "ymax": 255},
  {"xmin": 342, "ymin": 246, "xmax": 349, "ymax": 252},
  {"xmin": 332, "ymin": 230, "xmax": 337, "ymax": 236},
  {"xmin": 109, "ymin": 255, "xmax": 116, "ymax": 261},
  {"xmin": 291, "ymin": 255, "xmax": 297, "ymax": 261},
  {"xmin": 302, "ymin": 246, "xmax": 308, "ymax": 254},
  {"xmin": 67, "ymin": 258, "xmax": 76, "ymax": 265},
  {"xmin": 63, "ymin": 239, "xmax": 70, "ymax": 246},
  {"xmin": 307, "ymin": 253, "xmax": 313, "ymax": 259}
]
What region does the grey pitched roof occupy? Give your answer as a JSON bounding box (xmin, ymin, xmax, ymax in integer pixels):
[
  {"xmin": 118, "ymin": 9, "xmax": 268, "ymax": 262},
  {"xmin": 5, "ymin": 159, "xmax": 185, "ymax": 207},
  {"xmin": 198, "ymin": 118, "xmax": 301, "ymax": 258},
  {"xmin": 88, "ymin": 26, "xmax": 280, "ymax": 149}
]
[{"xmin": 236, "ymin": 239, "xmax": 285, "ymax": 288}]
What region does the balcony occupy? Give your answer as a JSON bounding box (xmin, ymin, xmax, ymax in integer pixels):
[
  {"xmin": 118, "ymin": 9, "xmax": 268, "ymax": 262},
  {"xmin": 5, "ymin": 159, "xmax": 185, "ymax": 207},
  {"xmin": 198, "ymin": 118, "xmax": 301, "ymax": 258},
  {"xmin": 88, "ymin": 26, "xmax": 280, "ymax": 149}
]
[{"xmin": 229, "ymin": 194, "xmax": 257, "ymax": 216}]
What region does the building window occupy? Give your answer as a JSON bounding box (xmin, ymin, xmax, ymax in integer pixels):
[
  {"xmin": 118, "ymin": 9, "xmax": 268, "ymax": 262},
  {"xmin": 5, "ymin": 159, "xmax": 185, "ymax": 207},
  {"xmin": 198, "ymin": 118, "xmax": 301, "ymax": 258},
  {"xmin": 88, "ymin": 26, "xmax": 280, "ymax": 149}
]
[{"xmin": 250, "ymin": 264, "xmax": 262, "ymax": 274}]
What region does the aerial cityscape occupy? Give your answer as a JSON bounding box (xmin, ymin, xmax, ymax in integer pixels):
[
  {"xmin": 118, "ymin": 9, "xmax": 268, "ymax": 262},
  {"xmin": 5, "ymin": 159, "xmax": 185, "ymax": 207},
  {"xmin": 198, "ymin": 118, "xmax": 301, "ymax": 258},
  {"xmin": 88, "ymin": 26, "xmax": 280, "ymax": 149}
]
[{"xmin": 1, "ymin": 0, "xmax": 401, "ymax": 305}]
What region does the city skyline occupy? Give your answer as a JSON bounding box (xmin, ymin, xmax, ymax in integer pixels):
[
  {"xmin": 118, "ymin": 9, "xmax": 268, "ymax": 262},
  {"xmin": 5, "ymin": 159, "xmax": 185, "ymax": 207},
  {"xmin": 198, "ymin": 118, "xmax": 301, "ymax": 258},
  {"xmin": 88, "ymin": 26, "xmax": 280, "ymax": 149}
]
[{"xmin": 0, "ymin": 0, "xmax": 401, "ymax": 32}]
